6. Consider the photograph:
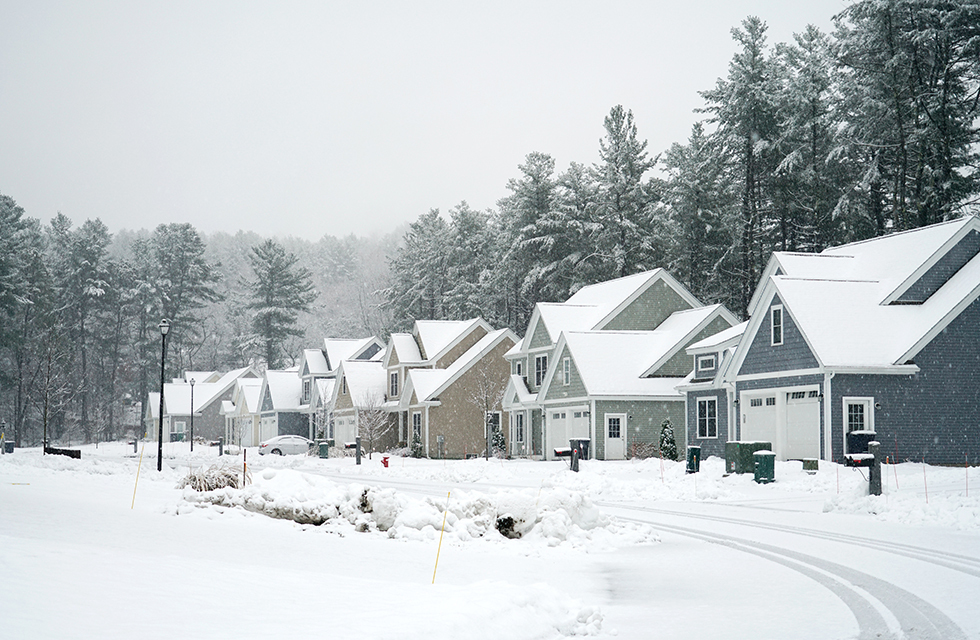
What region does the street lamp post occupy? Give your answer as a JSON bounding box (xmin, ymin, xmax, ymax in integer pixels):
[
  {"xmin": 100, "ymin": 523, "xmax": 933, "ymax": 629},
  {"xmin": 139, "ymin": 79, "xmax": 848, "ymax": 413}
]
[
  {"xmin": 189, "ymin": 378, "xmax": 195, "ymax": 453},
  {"xmin": 157, "ymin": 319, "xmax": 171, "ymax": 472}
]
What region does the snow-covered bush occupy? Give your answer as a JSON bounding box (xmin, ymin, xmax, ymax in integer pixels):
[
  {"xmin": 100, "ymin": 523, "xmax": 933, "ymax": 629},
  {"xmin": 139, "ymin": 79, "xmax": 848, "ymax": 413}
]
[{"xmin": 179, "ymin": 463, "xmax": 249, "ymax": 491}]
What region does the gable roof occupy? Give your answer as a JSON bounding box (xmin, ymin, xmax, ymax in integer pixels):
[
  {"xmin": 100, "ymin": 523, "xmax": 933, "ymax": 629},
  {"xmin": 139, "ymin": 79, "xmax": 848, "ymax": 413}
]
[
  {"xmin": 261, "ymin": 369, "xmax": 303, "ymax": 412},
  {"xmin": 323, "ymin": 337, "xmax": 385, "ymax": 370},
  {"xmin": 502, "ymin": 374, "xmax": 537, "ymax": 411},
  {"xmin": 542, "ymin": 331, "xmax": 688, "ymax": 400},
  {"xmin": 334, "ymin": 360, "xmax": 387, "ymax": 408},
  {"xmin": 686, "ymin": 321, "xmax": 748, "ymax": 355},
  {"xmin": 415, "ymin": 318, "xmax": 491, "ymax": 362},
  {"xmin": 300, "ymin": 349, "xmax": 330, "ymax": 377},
  {"xmin": 511, "ymin": 269, "xmax": 702, "ymax": 354},
  {"xmin": 400, "ymin": 328, "xmax": 518, "ymax": 407},
  {"xmin": 735, "ymin": 217, "xmax": 980, "ymax": 373},
  {"xmin": 385, "ymin": 333, "xmax": 424, "ymax": 366},
  {"xmin": 162, "ymin": 366, "xmax": 256, "ymax": 415},
  {"xmin": 638, "ymin": 305, "xmax": 738, "ymax": 376}
]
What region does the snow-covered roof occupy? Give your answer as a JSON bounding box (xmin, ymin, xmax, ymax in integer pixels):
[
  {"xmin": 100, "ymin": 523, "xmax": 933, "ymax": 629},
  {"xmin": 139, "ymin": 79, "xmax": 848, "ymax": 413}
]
[
  {"xmin": 235, "ymin": 378, "xmax": 263, "ymax": 415},
  {"xmin": 389, "ymin": 333, "xmax": 423, "ymax": 365},
  {"xmin": 220, "ymin": 400, "xmax": 235, "ymax": 416},
  {"xmin": 414, "ymin": 318, "xmax": 489, "ymax": 361},
  {"xmin": 687, "ymin": 321, "xmax": 748, "ymax": 354},
  {"xmin": 182, "ymin": 371, "xmax": 220, "ymax": 384},
  {"xmin": 313, "ymin": 378, "xmax": 335, "ymax": 405},
  {"xmin": 552, "ymin": 331, "xmax": 688, "ymax": 398},
  {"xmin": 402, "ymin": 328, "xmax": 518, "ymax": 406},
  {"xmin": 738, "ymin": 217, "xmax": 980, "ymax": 372},
  {"xmin": 162, "ymin": 366, "xmax": 255, "ymax": 416},
  {"xmin": 146, "ymin": 392, "xmax": 160, "ymax": 419},
  {"xmin": 323, "ymin": 337, "xmax": 384, "ymax": 370},
  {"xmin": 263, "ymin": 369, "xmax": 303, "ymax": 412},
  {"xmin": 301, "ymin": 349, "xmax": 330, "ymax": 376},
  {"xmin": 338, "ymin": 360, "xmax": 387, "ymax": 407},
  {"xmin": 502, "ymin": 374, "xmax": 537, "ymax": 411}
]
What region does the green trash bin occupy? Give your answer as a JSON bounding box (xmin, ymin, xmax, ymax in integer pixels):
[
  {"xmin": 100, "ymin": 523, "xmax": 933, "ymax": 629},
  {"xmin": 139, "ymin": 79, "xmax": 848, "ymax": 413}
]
[
  {"xmin": 686, "ymin": 445, "xmax": 701, "ymax": 474},
  {"xmin": 753, "ymin": 450, "xmax": 775, "ymax": 484},
  {"xmin": 318, "ymin": 441, "xmax": 330, "ymax": 459}
]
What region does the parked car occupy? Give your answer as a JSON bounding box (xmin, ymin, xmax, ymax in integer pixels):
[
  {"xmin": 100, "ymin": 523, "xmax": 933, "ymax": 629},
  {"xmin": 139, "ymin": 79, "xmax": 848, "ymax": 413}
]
[{"xmin": 258, "ymin": 435, "xmax": 312, "ymax": 456}]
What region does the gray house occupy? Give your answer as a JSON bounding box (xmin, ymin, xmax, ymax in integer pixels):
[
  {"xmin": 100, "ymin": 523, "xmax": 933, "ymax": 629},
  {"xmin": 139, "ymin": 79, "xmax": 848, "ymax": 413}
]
[{"xmin": 685, "ymin": 216, "xmax": 980, "ymax": 464}]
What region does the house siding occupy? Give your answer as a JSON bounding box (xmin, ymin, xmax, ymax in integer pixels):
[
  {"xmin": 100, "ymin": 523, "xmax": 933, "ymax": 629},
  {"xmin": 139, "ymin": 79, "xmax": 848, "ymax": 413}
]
[
  {"xmin": 594, "ymin": 399, "xmax": 685, "ymax": 460},
  {"xmin": 528, "ymin": 319, "xmax": 553, "ymax": 350},
  {"xmin": 739, "ymin": 295, "xmax": 819, "ymax": 375},
  {"xmin": 686, "ymin": 389, "xmax": 729, "ymax": 459},
  {"xmin": 275, "ymin": 412, "xmax": 308, "ymax": 437},
  {"xmin": 831, "ymin": 295, "xmax": 980, "ymax": 464},
  {"xmin": 655, "ymin": 316, "xmax": 734, "ymax": 377},
  {"xmin": 601, "ymin": 279, "xmax": 694, "ymax": 330},
  {"xmin": 694, "ymin": 352, "xmax": 721, "ymax": 379},
  {"xmin": 898, "ymin": 230, "xmax": 980, "ymax": 302},
  {"xmin": 542, "ymin": 345, "xmax": 587, "ymax": 401},
  {"xmin": 435, "ymin": 325, "xmax": 488, "ymax": 369}
]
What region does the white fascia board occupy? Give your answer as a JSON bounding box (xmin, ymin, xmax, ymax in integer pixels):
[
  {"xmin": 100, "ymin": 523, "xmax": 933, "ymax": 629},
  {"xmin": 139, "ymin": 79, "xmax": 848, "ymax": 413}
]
[
  {"xmin": 427, "ymin": 328, "xmax": 518, "ymax": 400},
  {"xmin": 734, "ymin": 367, "xmax": 825, "ymax": 382},
  {"xmin": 826, "ymin": 365, "xmax": 920, "ymax": 376},
  {"xmin": 746, "ymin": 254, "xmax": 785, "ymax": 317},
  {"xmin": 426, "ymin": 317, "xmax": 494, "ymax": 365},
  {"xmin": 896, "ymin": 279, "xmax": 980, "ymax": 364},
  {"xmin": 588, "ymin": 394, "xmax": 685, "ymax": 402},
  {"xmin": 539, "ymin": 395, "xmax": 590, "ymax": 406},
  {"xmin": 882, "ymin": 218, "xmax": 978, "ymax": 305}
]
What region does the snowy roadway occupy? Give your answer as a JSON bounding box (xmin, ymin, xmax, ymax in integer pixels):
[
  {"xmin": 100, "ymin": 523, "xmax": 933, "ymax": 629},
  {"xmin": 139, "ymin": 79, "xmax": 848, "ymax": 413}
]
[{"xmin": 2, "ymin": 443, "xmax": 978, "ymax": 639}]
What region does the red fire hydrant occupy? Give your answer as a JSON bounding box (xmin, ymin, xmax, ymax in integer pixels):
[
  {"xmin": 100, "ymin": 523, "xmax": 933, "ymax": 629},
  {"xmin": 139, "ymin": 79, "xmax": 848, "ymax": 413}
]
[{"xmin": 381, "ymin": 456, "xmax": 389, "ymax": 468}]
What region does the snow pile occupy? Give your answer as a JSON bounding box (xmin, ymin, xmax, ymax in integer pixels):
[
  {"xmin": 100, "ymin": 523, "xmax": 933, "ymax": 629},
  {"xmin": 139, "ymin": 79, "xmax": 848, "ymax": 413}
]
[{"xmin": 177, "ymin": 467, "xmax": 658, "ymax": 548}]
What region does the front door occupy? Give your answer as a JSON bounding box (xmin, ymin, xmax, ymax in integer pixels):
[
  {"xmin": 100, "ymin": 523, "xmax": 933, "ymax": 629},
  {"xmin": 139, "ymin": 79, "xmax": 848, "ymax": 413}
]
[{"xmin": 605, "ymin": 413, "xmax": 626, "ymax": 460}]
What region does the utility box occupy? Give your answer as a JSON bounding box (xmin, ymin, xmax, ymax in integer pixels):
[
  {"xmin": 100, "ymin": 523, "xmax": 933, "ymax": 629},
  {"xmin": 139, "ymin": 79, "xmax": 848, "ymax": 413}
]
[
  {"xmin": 753, "ymin": 450, "xmax": 775, "ymax": 484},
  {"xmin": 726, "ymin": 441, "xmax": 772, "ymax": 474},
  {"xmin": 318, "ymin": 441, "xmax": 330, "ymax": 459},
  {"xmin": 686, "ymin": 445, "xmax": 701, "ymax": 474}
]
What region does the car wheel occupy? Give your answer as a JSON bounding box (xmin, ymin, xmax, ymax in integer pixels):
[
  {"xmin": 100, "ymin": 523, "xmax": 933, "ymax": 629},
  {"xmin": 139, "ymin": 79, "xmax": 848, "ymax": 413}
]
[{"xmin": 271, "ymin": 448, "xmax": 282, "ymax": 455}]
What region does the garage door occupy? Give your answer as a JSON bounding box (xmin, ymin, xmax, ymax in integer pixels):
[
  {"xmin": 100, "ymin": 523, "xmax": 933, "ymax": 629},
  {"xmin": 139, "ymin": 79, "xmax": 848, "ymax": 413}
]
[
  {"xmin": 784, "ymin": 390, "xmax": 820, "ymax": 459},
  {"xmin": 741, "ymin": 394, "xmax": 777, "ymax": 445}
]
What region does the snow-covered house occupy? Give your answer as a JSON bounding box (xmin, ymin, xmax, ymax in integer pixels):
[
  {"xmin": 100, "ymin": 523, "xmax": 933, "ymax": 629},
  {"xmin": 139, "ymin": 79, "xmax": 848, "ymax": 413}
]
[
  {"xmin": 221, "ymin": 377, "xmax": 264, "ymax": 446},
  {"xmin": 257, "ymin": 369, "xmax": 305, "ymax": 439},
  {"xmin": 145, "ymin": 367, "xmax": 259, "ymax": 442},
  {"xmin": 330, "ymin": 360, "xmax": 394, "ymax": 450},
  {"xmin": 697, "ymin": 216, "xmax": 980, "ymax": 464},
  {"xmin": 534, "ymin": 306, "xmax": 736, "ymax": 460},
  {"xmin": 384, "ymin": 319, "xmax": 493, "ymax": 446},
  {"xmin": 503, "ymin": 269, "xmax": 711, "ymax": 459},
  {"xmin": 397, "ymin": 327, "xmax": 518, "ymax": 459}
]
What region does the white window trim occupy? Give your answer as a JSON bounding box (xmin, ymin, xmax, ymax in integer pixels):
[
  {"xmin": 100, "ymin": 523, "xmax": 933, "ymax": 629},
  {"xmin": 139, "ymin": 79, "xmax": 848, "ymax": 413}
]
[
  {"xmin": 697, "ymin": 355, "xmax": 716, "ymax": 372},
  {"xmin": 842, "ymin": 397, "xmax": 875, "ymax": 453},
  {"xmin": 605, "ymin": 413, "xmax": 626, "ymax": 440},
  {"xmin": 562, "ymin": 357, "xmax": 571, "ymax": 386},
  {"xmin": 535, "ymin": 355, "xmax": 548, "ymax": 387},
  {"xmin": 411, "ymin": 411, "xmax": 422, "ymax": 439},
  {"xmin": 390, "ymin": 371, "xmax": 398, "ymax": 398},
  {"xmin": 696, "ymin": 396, "xmax": 718, "ymax": 439},
  {"xmin": 514, "ymin": 411, "xmax": 525, "ymax": 443},
  {"xmin": 771, "ymin": 305, "xmax": 784, "ymax": 346}
]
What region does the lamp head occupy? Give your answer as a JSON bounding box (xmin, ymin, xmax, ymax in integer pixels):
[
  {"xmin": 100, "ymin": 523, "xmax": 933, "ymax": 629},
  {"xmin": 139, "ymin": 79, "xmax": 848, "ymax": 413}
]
[{"xmin": 159, "ymin": 319, "xmax": 171, "ymax": 336}]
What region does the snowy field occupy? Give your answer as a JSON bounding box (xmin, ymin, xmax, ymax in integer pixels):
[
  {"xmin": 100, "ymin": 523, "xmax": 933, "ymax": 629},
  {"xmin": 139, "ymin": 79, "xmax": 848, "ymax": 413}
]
[{"xmin": 2, "ymin": 442, "xmax": 979, "ymax": 639}]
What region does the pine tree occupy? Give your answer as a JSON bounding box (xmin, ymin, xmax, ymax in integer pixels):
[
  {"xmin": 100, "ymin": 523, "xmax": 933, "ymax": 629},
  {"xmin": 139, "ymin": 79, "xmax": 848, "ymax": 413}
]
[
  {"xmin": 660, "ymin": 418, "xmax": 678, "ymax": 461},
  {"xmin": 410, "ymin": 430, "xmax": 424, "ymax": 458},
  {"xmin": 245, "ymin": 239, "xmax": 318, "ymax": 369}
]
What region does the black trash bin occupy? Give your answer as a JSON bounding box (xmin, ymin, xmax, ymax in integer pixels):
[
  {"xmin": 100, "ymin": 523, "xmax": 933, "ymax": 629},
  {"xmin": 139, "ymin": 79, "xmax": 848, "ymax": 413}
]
[
  {"xmin": 846, "ymin": 431, "xmax": 877, "ymax": 454},
  {"xmin": 569, "ymin": 439, "xmax": 590, "ymax": 461},
  {"xmin": 686, "ymin": 445, "xmax": 701, "ymax": 474},
  {"xmin": 3, "ymin": 442, "xmax": 13, "ymax": 454}
]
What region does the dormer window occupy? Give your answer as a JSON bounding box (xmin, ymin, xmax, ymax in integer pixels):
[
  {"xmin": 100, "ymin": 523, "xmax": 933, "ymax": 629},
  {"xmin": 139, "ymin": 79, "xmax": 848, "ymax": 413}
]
[
  {"xmin": 515, "ymin": 360, "xmax": 523, "ymax": 376},
  {"xmin": 698, "ymin": 355, "xmax": 716, "ymax": 372},
  {"xmin": 390, "ymin": 372, "xmax": 398, "ymax": 397},
  {"xmin": 771, "ymin": 305, "xmax": 783, "ymax": 346},
  {"xmin": 534, "ymin": 355, "xmax": 548, "ymax": 387},
  {"xmin": 302, "ymin": 380, "xmax": 311, "ymax": 403}
]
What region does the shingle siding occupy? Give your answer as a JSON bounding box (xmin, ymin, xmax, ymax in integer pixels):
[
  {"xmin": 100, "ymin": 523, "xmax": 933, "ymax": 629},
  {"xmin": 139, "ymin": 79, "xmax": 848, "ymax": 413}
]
[
  {"xmin": 601, "ymin": 279, "xmax": 693, "ymax": 330},
  {"xmin": 594, "ymin": 400, "xmax": 685, "ymax": 460},
  {"xmin": 897, "ymin": 230, "xmax": 980, "ymax": 303},
  {"xmin": 831, "ymin": 295, "xmax": 980, "ymax": 464},
  {"xmin": 739, "ymin": 295, "xmax": 819, "ymax": 375},
  {"xmin": 686, "ymin": 389, "xmax": 729, "ymax": 459},
  {"xmin": 543, "ymin": 346, "xmax": 587, "ymax": 401},
  {"xmin": 276, "ymin": 412, "xmax": 307, "ymax": 437}
]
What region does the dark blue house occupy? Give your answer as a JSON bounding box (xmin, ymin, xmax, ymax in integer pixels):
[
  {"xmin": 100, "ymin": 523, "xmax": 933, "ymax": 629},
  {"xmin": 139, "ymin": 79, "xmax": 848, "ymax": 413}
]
[{"xmin": 684, "ymin": 216, "xmax": 980, "ymax": 465}]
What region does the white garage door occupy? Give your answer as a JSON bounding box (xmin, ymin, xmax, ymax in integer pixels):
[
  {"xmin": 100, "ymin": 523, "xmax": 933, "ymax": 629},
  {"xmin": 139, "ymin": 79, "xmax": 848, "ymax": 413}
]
[
  {"xmin": 784, "ymin": 390, "xmax": 820, "ymax": 460},
  {"xmin": 741, "ymin": 394, "xmax": 777, "ymax": 446}
]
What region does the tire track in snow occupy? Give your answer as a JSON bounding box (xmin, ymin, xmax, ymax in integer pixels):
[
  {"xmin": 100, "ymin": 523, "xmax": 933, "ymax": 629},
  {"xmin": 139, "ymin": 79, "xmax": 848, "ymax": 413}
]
[
  {"xmin": 598, "ymin": 502, "xmax": 980, "ymax": 579},
  {"xmin": 617, "ymin": 515, "xmax": 967, "ymax": 640}
]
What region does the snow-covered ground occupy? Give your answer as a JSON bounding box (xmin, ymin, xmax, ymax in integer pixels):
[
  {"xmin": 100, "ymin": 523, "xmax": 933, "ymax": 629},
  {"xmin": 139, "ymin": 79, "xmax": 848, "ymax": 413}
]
[{"xmin": 2, "ymin": 442, "xmax": 978, "ymax": 639}]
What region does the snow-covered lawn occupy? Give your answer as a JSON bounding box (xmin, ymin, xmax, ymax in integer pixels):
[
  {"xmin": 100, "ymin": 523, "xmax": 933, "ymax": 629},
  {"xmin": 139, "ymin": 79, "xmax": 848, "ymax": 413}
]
[{"xmin": 2, "ymin": 443, "xmax": 978, "ymax": 639}]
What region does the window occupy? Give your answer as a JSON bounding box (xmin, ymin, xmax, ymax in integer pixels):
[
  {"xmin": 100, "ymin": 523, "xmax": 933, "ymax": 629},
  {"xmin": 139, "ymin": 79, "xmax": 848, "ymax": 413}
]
[
  {"xmin": 174, "ymin": 420, "xmax": 186, "ymax": 433},
  {"xmin": 562, "ymin": 358, "xmax": 571, "ymax": 385},
  {"xmin": 342, "ymin": 377, "xmax": 347, "ymax": 395},
  {"xmin": 573, "ymin": 412, "xmax": 582, "ymax": 418},
  {"xmin": 698, "ymin": 355, "xmax": 716, "ymax": 371},
  {"xmin": 789, "ymin": 391, "xmax": 807, "ymax": 400},
  {"xmin": 535, "ymin": 355, "xmax": 548, "ymax": 387},
  {"xmin": 412, "ymin": 412, "xmax": 422, "ymax": 439},
  {"xmin": 697, "ymin": 398, "xmax": 718, "ymax": 438},
  {"xmin": 607, "ymin": 416, "xmax": 621, "ymax": 439},
  {"xmin": 771, "ymin": 305, "xmax": 784, "ymax": 345},
  {"xmin": 843, "ymin": 398, "xmax": 875, "ymax": 444},
  {"xmin": 766, "ymin": 397, "xmax": 776, "ymax": 406},
  {"xmin": 390, "ymin": 372, "xmax": 398, "ymax": 397},
  {"xmin": 515, "ymin": 360, "xmax": 523, "ymax": 376},
  {"xmin": 515, "ymin": 412, "xmax": 525, "ymax": 443},
  {"xmin": 302, "ymin": 380, "xmax": 311, "ymax": 403},
  {"xmin": 750, "ymin": 398, "xmax": 763, "ymax": 407}
]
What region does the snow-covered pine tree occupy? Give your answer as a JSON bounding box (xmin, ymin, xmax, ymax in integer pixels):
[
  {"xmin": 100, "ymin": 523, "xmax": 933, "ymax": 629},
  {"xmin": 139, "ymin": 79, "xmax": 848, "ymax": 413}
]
[
  {"xmin": 660, "ymin": 418, "xmax": 678, "ymax": 461},
  {"xmin": 410, "ymin": 430, "xmax": 423, "ymax": 459}
]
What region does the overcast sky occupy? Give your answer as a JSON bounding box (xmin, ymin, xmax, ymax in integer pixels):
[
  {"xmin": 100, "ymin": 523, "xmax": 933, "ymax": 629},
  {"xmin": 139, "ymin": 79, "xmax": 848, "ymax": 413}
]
[{"xmin": 0, "ymin": 0, "xmax": 848, "ymax": 240}]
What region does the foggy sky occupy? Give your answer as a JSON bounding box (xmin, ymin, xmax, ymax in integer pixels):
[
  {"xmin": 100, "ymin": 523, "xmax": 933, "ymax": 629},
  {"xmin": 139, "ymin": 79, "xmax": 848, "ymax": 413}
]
[{"xmin": 0, "ymin": 0, "xmax": 847, "ymax": 239}]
